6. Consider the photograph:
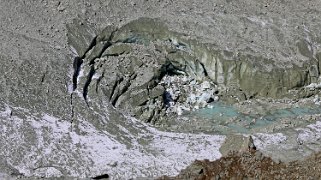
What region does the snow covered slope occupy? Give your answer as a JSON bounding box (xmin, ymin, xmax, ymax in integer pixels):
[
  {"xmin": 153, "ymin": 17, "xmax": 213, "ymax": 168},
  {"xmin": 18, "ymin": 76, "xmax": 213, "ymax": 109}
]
[{"xmin": 0, "ymin": 104, "xmax": 224, "ymax": 178}]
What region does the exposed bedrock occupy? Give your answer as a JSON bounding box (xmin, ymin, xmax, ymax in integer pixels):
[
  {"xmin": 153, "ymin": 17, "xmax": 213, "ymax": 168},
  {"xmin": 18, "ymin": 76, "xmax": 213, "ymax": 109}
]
[{"xmin": 67, "ymin": 17, "xmax": 321, "ymax": 123}]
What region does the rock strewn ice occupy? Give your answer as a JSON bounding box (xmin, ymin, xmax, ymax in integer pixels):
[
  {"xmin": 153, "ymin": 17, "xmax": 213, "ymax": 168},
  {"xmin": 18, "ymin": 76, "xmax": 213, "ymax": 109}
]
[
  {"xmin": 160, "ymin": 75, "xmax": 219, "ymax": 116},
  {"xmin": 0, "ymin": 105, "xmax": 224, "ymax": 179},
  {"xmin": 67, "ymin": 17, "xmax": 321, "ymax": 124},
  {"xmin": 1, "ymin": 0, "xmax": 321, "ymax": 179},
  {"xmin": 249, "ymin": 120, "xmax": 321, "ymax": 163}
]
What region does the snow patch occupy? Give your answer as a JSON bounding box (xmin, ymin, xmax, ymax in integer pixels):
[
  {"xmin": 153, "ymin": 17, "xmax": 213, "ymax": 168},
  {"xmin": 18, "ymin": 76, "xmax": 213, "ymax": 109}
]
[
  {"xmin": 296, "ymin": 121, "xmax": 321, "ymax": 144},
  {"xmin": 70, "ymin": 46, "xmax": 79, "ymax": 57},
  {"xmin": 252, "ymin": 133, "xmax": 287, "ymax": 149},
  {"xmin": 77, "ymin": 66, "xmax": 85, "ymax": 83},
  {"xmin": 34, "ymin": 167, "xmax": 63, "ymax": 178},
  {"xmin": 247, "ymin": 16, "xmax": 267, "ymax": 26},
  {"xmin": 306, "ymin": 83, "xmax": 321, "ymax": 90},
  {"xmin": 0, "ymin": 105, "xmax": 11, "ymax": 116}
]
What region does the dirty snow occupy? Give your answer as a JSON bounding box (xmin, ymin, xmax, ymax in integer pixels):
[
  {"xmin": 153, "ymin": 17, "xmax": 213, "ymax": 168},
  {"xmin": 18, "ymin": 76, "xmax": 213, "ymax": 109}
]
[
  {"xmin": 0, "ymin": 105, "xmax": 224, "ymax": 179},
  {"xmin": 3, "ymin": 103, "xmax": 321, "ymax": 179},
  {"xmin": 252, "ymin": 133, "xmax": 287, "ymax": 151}
]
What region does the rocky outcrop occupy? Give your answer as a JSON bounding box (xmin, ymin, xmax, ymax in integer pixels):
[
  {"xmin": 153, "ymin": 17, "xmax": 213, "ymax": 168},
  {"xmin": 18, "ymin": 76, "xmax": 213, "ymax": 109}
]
[
  {"xmin": 67, "ymin": 17, "xmax": 321, "ymax": 123},
  {"xmin": 160, "ymin": 150, "xmax": 321, "ymax": 180},
  {"xmin": 219, "ymin": 135, "xmax": 256, "ymax": 156}
]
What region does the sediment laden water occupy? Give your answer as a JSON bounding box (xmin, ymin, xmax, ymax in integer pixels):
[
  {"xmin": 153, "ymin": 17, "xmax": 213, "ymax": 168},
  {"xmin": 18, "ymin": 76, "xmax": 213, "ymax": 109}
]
[{"xmin": 181, "ymin": 102, "xmax": 321, "ymax": 135}]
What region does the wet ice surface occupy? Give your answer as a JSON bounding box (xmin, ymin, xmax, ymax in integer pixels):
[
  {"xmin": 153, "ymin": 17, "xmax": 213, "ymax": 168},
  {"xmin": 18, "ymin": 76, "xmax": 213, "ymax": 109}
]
[
  {"xmin": 175, "ymin": 100, "xmax": 321, "ymax": 162},
  {"xmin": 178, "ymin": 101, "xmax": 321, "ymax": 135}
]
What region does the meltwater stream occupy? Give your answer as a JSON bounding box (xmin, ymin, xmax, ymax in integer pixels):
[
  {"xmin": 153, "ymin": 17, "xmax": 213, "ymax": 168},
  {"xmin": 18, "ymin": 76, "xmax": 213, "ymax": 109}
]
[{"xmin": 183, "ymin": 102, "xmax": 321, "ymax": 135}]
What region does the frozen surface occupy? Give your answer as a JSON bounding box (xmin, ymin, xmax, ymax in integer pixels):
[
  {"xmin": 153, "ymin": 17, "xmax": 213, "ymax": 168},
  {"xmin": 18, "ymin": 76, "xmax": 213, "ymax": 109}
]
[
  {"xmin": 250, "ymin": 121, "xmax": 321, "ymax": 162},
  {"xmin": 0, "ymin": 105, "xmax": 224, "ymax": 179}
]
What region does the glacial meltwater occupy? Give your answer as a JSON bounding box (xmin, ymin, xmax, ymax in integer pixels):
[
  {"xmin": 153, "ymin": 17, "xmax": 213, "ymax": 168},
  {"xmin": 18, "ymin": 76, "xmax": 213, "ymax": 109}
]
[{"xmin": 183, "ymin": 102, "xmax": 321, "ymax": 135}]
